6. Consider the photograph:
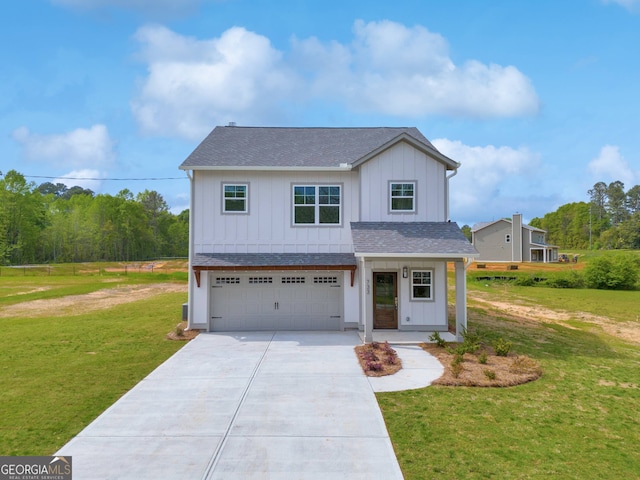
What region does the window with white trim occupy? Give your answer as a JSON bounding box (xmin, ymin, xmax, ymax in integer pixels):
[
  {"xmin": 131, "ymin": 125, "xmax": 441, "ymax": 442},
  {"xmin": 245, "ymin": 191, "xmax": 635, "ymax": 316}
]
[
  {"xmin": 223, "ymin": 184, "xmax": 248, "ymax": 213},
  {"xmin": 390, "ymin": 182, "xmax": 416, "ymax": 212},
  {"xmin": 293, "ymin": 185, "xmax": 341, "ymax": 225},
  {"xmin": 411, "ymin": 270, "xmax": 433, "ymax": 301}
]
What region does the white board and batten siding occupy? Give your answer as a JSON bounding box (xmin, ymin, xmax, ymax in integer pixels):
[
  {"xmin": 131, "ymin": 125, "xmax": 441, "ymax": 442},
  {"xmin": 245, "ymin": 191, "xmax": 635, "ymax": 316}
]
[
  {"xmin": 193, "ymin": 170, "xmax": 359, "ymax": 255},
  {"xmin": 359, "ymin": 142, "xmax": 448, "ymax": 222}
]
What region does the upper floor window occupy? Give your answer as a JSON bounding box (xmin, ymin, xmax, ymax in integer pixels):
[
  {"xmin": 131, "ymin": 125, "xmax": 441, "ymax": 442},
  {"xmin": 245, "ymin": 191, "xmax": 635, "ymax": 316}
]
[
  {"xmin": 390, "ymin": 182, "xmax": 416, "ymax": 212},
  {"xmin": 411, "ymin": 270, "xmax": 433, "ymax": 301},
  {"xmin": 293, "ymin": 185, "xmax": 341, "ymax": 225},
  {"xmin": 223, "ymin": 184, "xmax": 248, "ymax": 213},
  {"xmin": 505, "ymin": 234, "xmax": 511, "ymax": 243}
]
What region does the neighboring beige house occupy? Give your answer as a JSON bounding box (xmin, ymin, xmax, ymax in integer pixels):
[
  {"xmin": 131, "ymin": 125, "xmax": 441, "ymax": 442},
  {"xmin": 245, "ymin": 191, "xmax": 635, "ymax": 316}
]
[
  {"xmin": 471, "ymin": 213, "xmax": 559, "ymax": 263},
  {"xmin": 179, "ymin": 126, "xmax": 478, "ymax": 342}
]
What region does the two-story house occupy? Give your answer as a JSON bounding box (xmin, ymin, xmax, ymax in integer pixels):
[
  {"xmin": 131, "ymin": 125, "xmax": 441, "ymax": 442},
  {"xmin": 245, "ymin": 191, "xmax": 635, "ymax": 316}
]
[
  {"xmin": 179, "ymin": 126, "xmax": 478, "ymax": 342},
  {"xmin": 471, "ymin": 213, "xmax": 559, "ymax": 263}
]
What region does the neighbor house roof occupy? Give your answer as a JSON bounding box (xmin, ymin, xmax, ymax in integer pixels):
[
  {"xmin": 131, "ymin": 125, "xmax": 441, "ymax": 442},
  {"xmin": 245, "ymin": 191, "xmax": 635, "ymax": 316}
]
[
  {"xmin": 350, "ymin": 222, "xmax": 478, "ymax": 258},
  {"xmin": 179, "ymin": 126, "xmax": 458, "ymax": 170},
  {"xmin": 471, "ymin": 218, "xmax": 546, "ymax": 233}
]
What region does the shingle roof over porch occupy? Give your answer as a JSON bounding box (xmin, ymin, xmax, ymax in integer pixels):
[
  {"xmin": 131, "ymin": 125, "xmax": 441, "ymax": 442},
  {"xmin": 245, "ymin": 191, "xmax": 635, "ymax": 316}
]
[
  {"xmin": 350, "ymin": 222, "xmax": 479, "ymax": 258},
  {"xmin": 191, "ymin": 253, "xmax": 357, "ymax": 287}
]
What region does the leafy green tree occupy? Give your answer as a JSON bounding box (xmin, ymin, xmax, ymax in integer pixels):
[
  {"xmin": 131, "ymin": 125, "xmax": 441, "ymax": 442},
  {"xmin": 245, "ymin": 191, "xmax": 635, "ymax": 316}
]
[
  {"xmin": 460, "ymin": 224, "xmax": 472, "ymax": 241},
  {"xmin": 626, "ymin": 185, "xmax": 640, "ymax": 214},
  {"xmin": 606, "ymin": 181, "xmax": 628, "ymax": 226},
  {"xmin": 0, "ymin": 170, "xmax": 44, "ymax": 264}
]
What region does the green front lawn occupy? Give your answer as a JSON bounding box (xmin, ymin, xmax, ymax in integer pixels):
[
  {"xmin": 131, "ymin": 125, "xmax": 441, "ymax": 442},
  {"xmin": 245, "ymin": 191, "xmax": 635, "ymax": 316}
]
[
  {"xmin": 380, "ymin": 283, "xmax": 640, "ymax": 479},
  {"xmin": 0, "ymin": 277, "xmax": 186, "ymax": 455}
]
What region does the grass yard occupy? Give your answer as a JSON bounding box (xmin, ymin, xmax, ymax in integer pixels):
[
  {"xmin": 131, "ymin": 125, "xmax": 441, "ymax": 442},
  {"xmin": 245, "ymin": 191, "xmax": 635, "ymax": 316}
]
[
  {"xmin": 380, "ymin": 279, "xmax": 640, "ymax": 479},
  {"xmin": 0, "ymin": 274, "xmax": 187, "ymax": 455}
]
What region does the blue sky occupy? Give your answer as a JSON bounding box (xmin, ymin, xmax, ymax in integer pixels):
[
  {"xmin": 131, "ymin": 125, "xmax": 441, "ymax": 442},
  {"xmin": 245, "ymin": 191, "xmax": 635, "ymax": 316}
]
[{"xmin": 2, "ymin": 0, "xmax": 639, "ymax": 226}]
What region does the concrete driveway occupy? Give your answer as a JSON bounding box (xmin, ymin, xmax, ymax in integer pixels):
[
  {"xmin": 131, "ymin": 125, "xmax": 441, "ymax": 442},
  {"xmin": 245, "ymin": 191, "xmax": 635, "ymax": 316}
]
[{"xmin": 56, "ymin": 331, "xmax": 405, "ymax": 479}]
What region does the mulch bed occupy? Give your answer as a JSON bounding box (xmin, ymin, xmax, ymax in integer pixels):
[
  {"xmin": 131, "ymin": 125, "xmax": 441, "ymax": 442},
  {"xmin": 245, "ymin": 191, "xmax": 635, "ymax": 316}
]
[
  {"xmin": 166, "ymin": 321, "xmax": 200, "ymax": 341},
  {"xmin": 355, "ymin": 341, "xmax": 402, "ymax": 377},
  {"xmin": 421, "ymin": 343, "xmax": 542, "ymax": 387}
]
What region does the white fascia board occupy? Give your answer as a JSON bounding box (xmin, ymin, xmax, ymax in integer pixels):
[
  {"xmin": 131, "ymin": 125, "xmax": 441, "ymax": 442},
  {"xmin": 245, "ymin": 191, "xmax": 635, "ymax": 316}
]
[
  {"xmin": 179, "ymin": 165, "xmax": 352, "ymax": 172},
  {"xmin": 354, "ymin": 252, "xmax": 480, "ymax": 259}
]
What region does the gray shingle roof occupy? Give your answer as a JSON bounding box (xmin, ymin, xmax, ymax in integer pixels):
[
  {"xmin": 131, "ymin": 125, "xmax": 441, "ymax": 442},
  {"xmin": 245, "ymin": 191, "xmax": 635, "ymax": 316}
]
[
  {"xmin": 180, "ymin": 126, "xmax": 442, "ymax": 169},
  {"xmin": 350, "ymin": 222, "xmax": 478, "ymax": 257},
  {"xmin": 192, "ymin": 253, "xmax": 357, "ymax": 268}
]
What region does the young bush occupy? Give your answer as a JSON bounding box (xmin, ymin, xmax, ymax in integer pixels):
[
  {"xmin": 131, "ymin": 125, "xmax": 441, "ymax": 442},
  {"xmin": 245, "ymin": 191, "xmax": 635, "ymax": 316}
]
[
  {"xmin": 461, "ymin": 327, "xmax": 483, "ymax": 353},
  {"xmin": 451, "ymin": 362, "xmax": 464, "ymax": 378},
  {"xmin": 478, "ymin": 351, "xmax": 488, "ymax": 365},
  {"xmin": 584, "ymin": 254, "xmax": 639, "ymax": 290},
  {"xmin": 366, "ymin": 361, "xmax": 384, "ymax": 372},
  {"xmin": 509, "ymin": 356, "xmax": 543, "ymax": 376},
  {"xmin": 483, "ymin": 369, "xmax": 496, "ymax": 380},
  {"xmin": 494, "ymin": 338, "xmax": 512, "ymax": 357},
  {"xmin": 429, "ymin": 331, "xmax": 447, "ymax": 348}
]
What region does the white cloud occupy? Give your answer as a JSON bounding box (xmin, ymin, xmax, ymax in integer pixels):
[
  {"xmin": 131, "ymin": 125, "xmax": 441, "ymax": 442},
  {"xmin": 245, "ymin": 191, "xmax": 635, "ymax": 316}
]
[
  {"xmin": 131, "ymin": 21, "xmax": 539, "ymax": 140},
  {"xmin": 433, "ymin": 138, "xmax": 541, "ymax": 224},
  {"xmin": 602, "ymin": 0, "xmax": 640, "ymax": 12},
  {"xmin": 131, "ymin": 25, "xmax": 299, "ymax": 140},
  {"xmin": 587, "ymin": 145, "xmax": 637, "ymax": 186},
  {"xmin": 11, "ymin": 124, "xmax": 116, "ymax": 168},
  {"xmin": 293, "ymin": 20, "xmax": 539, "ymax": 118},
  {"xmin": 54, "ymin": 169, "xmax": 105, "ymax": 192}
]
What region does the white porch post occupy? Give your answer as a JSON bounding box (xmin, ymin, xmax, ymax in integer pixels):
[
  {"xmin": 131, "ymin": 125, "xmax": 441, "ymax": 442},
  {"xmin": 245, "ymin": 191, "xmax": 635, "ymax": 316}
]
[
  {"xmin": 455, "ymin": 260, "xmax": 468, "ymax": 342},
  {"xmin": 361, "ymin": 257, "xmax": 373, "ymax": 343}
]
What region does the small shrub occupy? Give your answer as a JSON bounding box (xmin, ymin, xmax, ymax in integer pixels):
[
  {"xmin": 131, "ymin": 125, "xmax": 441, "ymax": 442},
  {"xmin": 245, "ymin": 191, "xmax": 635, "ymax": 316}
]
[
  {"xmin": 483, "ymin": 369, "xmax": 496, "ymax": 380},
  {"xmin": 360, "ymin": 351, "xmax": 379, "ymax": 362},
  {"xmin": 509, "ymin": 356, "xmax": 543, "ymax": 376},
  {"xmin": 455, "ymin": 344, "xmax": 468, "ymax": 356},
  {"xmin": 478, "ymin": 351, "xmax": 488, "ymax": 364},
  {"xmin": 514, "ymin": 275, "xmax": 535, "ymax": 287},
  {"xmin": 385, "ymin": 354, "xmax": 398, "ymax": 365},
  {"xmin": 451, "ymin": 362, "xmax": 464, "ymax": 378},
  {"xmin": 452, "ymin": 352, "xmax": 464, "ymax": 365},
  {"xmin": 445, "ymin": 346, "xmax": 455, "ymax": 355},
  {"xmin": 461, "ymin": 327, "xmax": 483, "ymax": 353},
  {"xmin": 382, "ymin": 341, "xmax": 396, "ymax": 354},
  {"xmin": 429, "ymin": 331, "xmax": 447, "ymax": 348},
  {"xmin": 366, "ymin": 361, "xmax": 384, "ymax": 372},
  {"xmin": 494, "ymin": 338, "xmax": 512, "ymax": 357},
  {"xmin": 371, "ymin": 341, "xmax": 380, "ymax": 349},
  {"xmin": 174, "ymin": 325, "xmax": 184, "ymax": 337}
]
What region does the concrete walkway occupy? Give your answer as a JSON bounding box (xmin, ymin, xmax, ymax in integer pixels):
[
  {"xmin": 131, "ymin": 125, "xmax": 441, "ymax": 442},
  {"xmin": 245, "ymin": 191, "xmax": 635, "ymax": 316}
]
[{"xmin": 56, "ymin": 331, "xmax": 443, "ymax": 479}]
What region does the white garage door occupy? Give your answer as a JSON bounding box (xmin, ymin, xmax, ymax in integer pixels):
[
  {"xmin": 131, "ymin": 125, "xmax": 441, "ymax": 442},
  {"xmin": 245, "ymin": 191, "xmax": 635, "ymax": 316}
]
[{"xmin": 209, "ymin": 271, "xmax": 343, "ymax": 331}]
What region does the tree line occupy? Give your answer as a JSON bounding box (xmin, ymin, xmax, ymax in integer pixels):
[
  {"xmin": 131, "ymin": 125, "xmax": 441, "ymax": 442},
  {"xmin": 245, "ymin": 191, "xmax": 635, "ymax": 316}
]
[
  {"xmin": 0, "ymin": 170, "xmax": 188, "ymax": 265},
  {"xmin": 529, "ymin": 181, "xmax": 640, "ymax": 249}
]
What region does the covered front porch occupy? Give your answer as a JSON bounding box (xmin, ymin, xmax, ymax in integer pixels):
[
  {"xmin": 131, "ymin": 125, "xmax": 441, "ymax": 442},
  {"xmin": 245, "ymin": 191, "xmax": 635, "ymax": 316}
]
[
  {"xmin": 530, "ymin": 243, "xmax": 559, "ymax": 263},
  {"xmin": 350, "ymin": 222, "xmax": 479, "ymax": 344}
]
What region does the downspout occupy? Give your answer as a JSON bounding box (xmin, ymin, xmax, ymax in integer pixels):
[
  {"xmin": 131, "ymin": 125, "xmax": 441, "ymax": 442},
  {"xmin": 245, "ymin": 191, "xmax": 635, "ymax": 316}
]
[
  {"xmin": 446, "ymin": 166, "xmax": 458, "ymax": 222},
  {"xmin": 185, "ymin": 170, "xmax": 195, "ymax": 330}
]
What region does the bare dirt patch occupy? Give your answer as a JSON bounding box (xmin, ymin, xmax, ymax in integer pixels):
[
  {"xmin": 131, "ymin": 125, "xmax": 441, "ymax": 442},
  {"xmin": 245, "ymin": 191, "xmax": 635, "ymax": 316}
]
[
  {"xmin": 0, "ymin": 283, "xmax": 186, "ymax": 318},
  {"xmin": 355, "ymin": 342, "xmax": 402, "ymax": 377},
  {"xmin": 468, "ymin": 290, "xmax": 640, "ymax": 345},
  {"xmin": 422, "ymin": 343, "xmax": 543, "ymax": 387}
]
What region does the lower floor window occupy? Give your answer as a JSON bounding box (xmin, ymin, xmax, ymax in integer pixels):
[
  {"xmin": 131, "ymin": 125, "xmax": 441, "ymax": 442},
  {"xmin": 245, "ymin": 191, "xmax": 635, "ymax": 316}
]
[{"xmin": 411, "ymin": 270, "xmax": 433, "ymax": 300}]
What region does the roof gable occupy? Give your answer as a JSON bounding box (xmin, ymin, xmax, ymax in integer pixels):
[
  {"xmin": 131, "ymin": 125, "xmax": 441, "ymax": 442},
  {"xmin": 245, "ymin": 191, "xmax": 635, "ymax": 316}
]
[{"xmin": 179, "ymin": 126, "xmax": 457, "ymax": 170}]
